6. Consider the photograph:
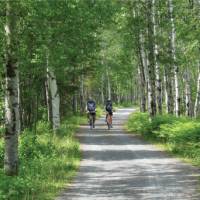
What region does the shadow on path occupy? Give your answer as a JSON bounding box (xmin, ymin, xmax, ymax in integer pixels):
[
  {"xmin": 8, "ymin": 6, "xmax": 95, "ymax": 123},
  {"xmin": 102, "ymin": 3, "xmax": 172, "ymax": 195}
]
[{"xmin": 56, "ymin": 108, "xmax": 200, "ymax": 200}]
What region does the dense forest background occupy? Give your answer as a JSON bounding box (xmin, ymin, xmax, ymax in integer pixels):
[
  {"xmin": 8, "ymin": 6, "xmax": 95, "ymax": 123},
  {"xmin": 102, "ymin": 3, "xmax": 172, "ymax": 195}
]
[{"xmin": 0, "ymin": 0, "xmax": 200, "ymax": 199}]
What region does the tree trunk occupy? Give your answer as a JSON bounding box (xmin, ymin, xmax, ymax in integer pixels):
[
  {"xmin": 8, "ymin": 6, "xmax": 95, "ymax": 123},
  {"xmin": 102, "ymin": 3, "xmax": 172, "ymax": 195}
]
[
  {"xmin": 147, "ymin": 0, "xmax": 157, "ymax": 117},
  {"xmin": 46, "ymin": 51, "xmax": 60, "ymax": 132},
  {"xmin": 164, "ymin": 69, "xmax": 169, "ymax": 113},
  {"xmin": 116, "ymin": 77, "xmax": 121, "ymax": 104},
  {"xmin": 145, "ymin": 54, "xmax": 151, "ymax": 113},
  {"xmin": 49, "ymin": 69, "xmax": 60, "ymax": 131},
  {"xmin": 45, "ymin": 72, "xmax": 51, "ymax": 123},
  {"xmin": 80, "ymin": 73, "xmax": 85, "ymax": 114},
  {"xmin": 152, "ymin": 0, "xmax": 162, "ymax": 114},
  {"xmin": 72, "ymin": 93, "xmax": 77, "ymax": 113},
  {"xmin": 164, "ymin": 66, "xmax": 174, "ymax": 114},
  {"xmin": 106, "ymin": 67, "xmax": 111, "ymax": 100},
  {"xmin": 101, "ymin": 73, "xmax": 105, "ymax": 105},
  {"xmin": 184, "ymin": 69, "xmax": 193, "ymax": 117},
  {"xmin": 194, "ymin": 62, "xmax": 200, "ymax": 117},
  {"xmin": 168, "ymin": 0, "xmax": 180, "ymax": 116},
  {"xmin": 138, "ymin": 33, "xmax": 147, "ymax": 112},
  {"xmin": 4, "ymin": 0, "xmax": 20, "ymax": 176}
]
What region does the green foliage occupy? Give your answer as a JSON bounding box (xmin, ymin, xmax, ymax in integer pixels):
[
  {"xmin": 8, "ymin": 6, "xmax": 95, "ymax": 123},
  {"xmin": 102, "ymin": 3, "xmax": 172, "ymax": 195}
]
[
  {"xmin": 0, "ymin": 115, "xmax": 85, "ymax": 200},
  {"xmin": 36, "ymin": 121, "xmax": 51, "ymax": 135},
  {"xmin": 127, "ymin": 112, "xmax": 151, "ymax": 134},
  {"xmin": 127, "ymin": 112, "xmax": 200, "ymax": 165},
  {"xmin": 95, "ymin": 106, "xmax": 104, "ymax": 118},
  {"xmin": 19, "ymin": 132, "xmax": 39, "ymax": 160},
  {"xmin": 0, "ymin": 141, "xmax": 4, "ymax": 168}
]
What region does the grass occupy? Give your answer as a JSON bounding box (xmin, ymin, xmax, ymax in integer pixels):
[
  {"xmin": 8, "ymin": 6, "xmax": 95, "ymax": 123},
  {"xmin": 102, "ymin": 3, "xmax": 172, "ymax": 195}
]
[
  {"xmin": 0, "ymin": 106, "xmax": 104, "ymax": 200},
  {"xmin": 126, "ymin": 112, "xmax": 200, "ymax": 166},
  {"xmin": 0, "ymin": 115, "xmax": 87, "ymax": 200},
  {"xmin": 95, "ymin": 106, "xmax": 104, "ymax": 118}
]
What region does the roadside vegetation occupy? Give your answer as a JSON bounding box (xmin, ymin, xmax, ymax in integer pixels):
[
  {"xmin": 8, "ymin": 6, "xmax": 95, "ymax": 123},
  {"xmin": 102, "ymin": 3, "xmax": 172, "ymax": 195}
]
[
  {"xmin": 0, "ymin": 116, "xmax": 85, "ymax": 200},
  {"xmin": 0, "ymin": 107, "xmax": 105, "ymax": 200},
  {"xmin": 127, "ymin": 112, "xmax": 200, "ymax": 166}
]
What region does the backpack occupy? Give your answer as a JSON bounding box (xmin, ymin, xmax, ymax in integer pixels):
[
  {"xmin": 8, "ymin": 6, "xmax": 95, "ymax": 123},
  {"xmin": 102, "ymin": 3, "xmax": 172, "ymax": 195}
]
[
  {"xmin": 106, "ymin": 102, "xmax": 112, "ymax": 112},
  {"xmin": 87, "ymin": 101, "xmax": 95, "ymax": 112}
]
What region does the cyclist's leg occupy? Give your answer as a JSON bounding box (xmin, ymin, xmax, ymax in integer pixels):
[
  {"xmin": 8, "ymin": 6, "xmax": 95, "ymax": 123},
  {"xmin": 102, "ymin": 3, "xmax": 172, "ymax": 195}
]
[
  {"xmin": 89, "ymin": 113, "xmax": 92, "ymax": 129},
  {"xmin": 105, "ymin": 112, "xmax": 108, "ymax": 122},
  {"xmin": 107, "ymin": 114, "xmax": 111, "ymax": 129},
  {"xmin": 106, "ymin": 112, "xmax": 109, "ymax": 124},
  {"xmin": 93, "ymin": 113, "xmax": 96, "ymax": 128},
  {"xmin": 110, "ymin": 113, "xmax": 113, "ymax": 128}
]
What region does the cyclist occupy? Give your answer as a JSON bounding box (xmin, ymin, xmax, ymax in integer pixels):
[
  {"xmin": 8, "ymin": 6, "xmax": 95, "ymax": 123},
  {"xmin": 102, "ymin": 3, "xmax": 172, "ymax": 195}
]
[
  {"xmin": 86, "ymin": 98, "xmax": 96, "ymax": 129},
  {"xmin": 105, "ymin": 99, "xmax": 113, "ymax": 129}
]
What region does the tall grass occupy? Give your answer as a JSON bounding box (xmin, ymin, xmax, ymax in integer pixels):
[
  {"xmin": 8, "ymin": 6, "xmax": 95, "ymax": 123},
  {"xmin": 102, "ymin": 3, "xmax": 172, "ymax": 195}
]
[{"xmin": 127, "ymin": 112, "xmax": 200, "ymax": 165}]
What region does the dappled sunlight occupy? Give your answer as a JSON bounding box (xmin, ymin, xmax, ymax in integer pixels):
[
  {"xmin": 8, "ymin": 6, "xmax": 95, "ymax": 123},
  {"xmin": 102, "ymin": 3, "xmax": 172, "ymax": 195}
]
[{"xmin": 57, "ymin": 109, "xmax": 200, "ymax": 200}]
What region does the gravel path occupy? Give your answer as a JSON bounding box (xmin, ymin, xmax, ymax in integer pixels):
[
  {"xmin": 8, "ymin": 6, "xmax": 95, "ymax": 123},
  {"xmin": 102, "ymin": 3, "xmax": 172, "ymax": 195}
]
[{"xmin": 56, "ymin": 108, "xmax": 200, "ymax": 200}]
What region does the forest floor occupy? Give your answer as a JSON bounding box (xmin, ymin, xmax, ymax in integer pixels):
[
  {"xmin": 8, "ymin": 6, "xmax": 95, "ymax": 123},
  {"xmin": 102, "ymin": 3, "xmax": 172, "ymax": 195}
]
[{"xmin": 56, "ymin": 108, "xmax": 200, "ymax": 200}]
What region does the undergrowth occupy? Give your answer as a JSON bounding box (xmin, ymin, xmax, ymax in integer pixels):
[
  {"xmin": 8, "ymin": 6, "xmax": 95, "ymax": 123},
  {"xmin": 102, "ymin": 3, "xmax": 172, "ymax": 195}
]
[
  {"xmin": 127, "ymin": 112, "xmax": 200, "ymax": 165},
  {"xmin": 0, "ymin": 115, "xmax": 87, "ymax": 200}
]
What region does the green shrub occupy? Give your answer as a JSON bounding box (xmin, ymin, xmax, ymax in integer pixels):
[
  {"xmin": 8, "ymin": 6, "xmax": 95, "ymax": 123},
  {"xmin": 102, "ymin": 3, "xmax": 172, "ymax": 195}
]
[
  {"xmin": 96, "ymin": 106, "xmax": 104, "ymax": 118},
  {"xmin": 151, "ymin": 114, "xmax": 179, "ymax": 130},
  {"xmin": 36, "ymin": 121, "xmax": 51, "ymax": 135},
  {"xmin": 0, "ymin": 140, "xmax": 4, "ymax": 168},
  {"xmin": 127, "ymin": 112, "xmax": 151, "ymax": 134},
  {"xmin": 0, "ymin": 127, "xmax": 4, "ymax": 138},
  {"xmin": 0, "ymin": 115, "xmax": 84, "ymax": 200},
  {"xmin": 19, "ymin": 131, "xmax": 39, "ymax": 160},
  {"xmin": 127, "ymin": 112, "xmax": 200, "ymax": 165}
]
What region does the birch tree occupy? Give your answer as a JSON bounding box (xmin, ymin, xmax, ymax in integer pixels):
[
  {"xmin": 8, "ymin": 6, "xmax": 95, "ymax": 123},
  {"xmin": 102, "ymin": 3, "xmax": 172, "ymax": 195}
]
[
  {"xmin": 46, "ymin": 50, "xmax": 60, "ymax": 132},
  {"xmin": 194, "ymin": 63, "xmax": 200, "ymax": 117},
  {"xmin": 164, "ymin": 66, "xmax": 174, "ymax": 114},
  {"xmin": 146, "ymin": 0, "xmax": 157, "ymax": 117},
  {"xmin": 138, "ymin": 33, "xmax": 147, "ymax": 112},
  {"xmin": 184, "ymin": 69, "xmax": 193, "ymax": 117},
  {"xmin": 80, "ymin": 72, "xmax": 85, "ymax": 114},
  {"xmin": 4, "ymin": 0, "xmax": 20, "ymax": 176},
  {"xmin": 168, "ymin": 0, "xmax": 180, "ymax": 116},
  {"xmin": 152, "ymin": 0, "xmax": 162, "ymax": 114}
]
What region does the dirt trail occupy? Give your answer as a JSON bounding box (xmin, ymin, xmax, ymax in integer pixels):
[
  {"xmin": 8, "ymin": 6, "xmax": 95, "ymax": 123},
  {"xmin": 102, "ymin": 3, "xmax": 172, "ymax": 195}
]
[{"xmin": 56, "ymin": 108, "xmax": 200, "ymax": 200}]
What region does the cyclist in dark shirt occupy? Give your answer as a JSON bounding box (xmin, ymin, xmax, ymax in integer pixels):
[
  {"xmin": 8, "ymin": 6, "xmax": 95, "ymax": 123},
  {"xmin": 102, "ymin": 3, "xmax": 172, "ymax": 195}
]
[
  {"xmin": 87, "ymin": 98, "xmax": 96, "ymax": 129},
  {"xmin": 105, "ymin": 99, "xmax": 113, "ymax": 128}
]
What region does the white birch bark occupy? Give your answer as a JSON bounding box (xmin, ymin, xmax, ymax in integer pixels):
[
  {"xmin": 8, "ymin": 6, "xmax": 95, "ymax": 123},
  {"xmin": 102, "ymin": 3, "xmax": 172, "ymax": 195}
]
[
  {"xmin": 45, "ymin": 61, "xmax": 51, "ymax": 122},
  {"xmin": 101, "ymin": 67, "xmax": 105, "ymax": 105},
  {"xmin": 145, "ymin": 52, "xmax": 151, "ymax": 113},
  {"xmin": 106, "ymin": 67, "xmax": 111, "ymax": 100},
  {"xmin": 47, "ymin": 67, "xmax": 60, "ymax": 131},
  {"xmin": 168, "ymin": 0, "xmax": 180, "ymax": 116},
  {"xmin": 80, "ymin": 73, "xmax": 85, "ymax": 114},
  {"xmin": 116, "ymin": 76, "xmax": 121, "ymax": 104},
  {"xmin": 147, "ymin": 0, "xmax": 157, "ymax": 117},
  {"xmin": 184, "ymin": 69, "xmax": 193, "ymax": 117},
  {"xmin": 194, "ymin": 63, "xmax": 200, "ymax": 117},
  {"xmin": 4, "ymin": 0, "xmax": 20, "ymax": 176},
  {"xmin": 164, "ymin": 69, "xmax": 169, "ymax": 113},
  {"xmin": 138, "ymin": 33, "xmax": 147, "ymax": 112},
  {"xmin": 152, "ymin": 0, "xmax": 162, "ymax": 114},
  {"xmin": 164, "ymin": 66, "xmax": 174, "ymax": 114}
]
